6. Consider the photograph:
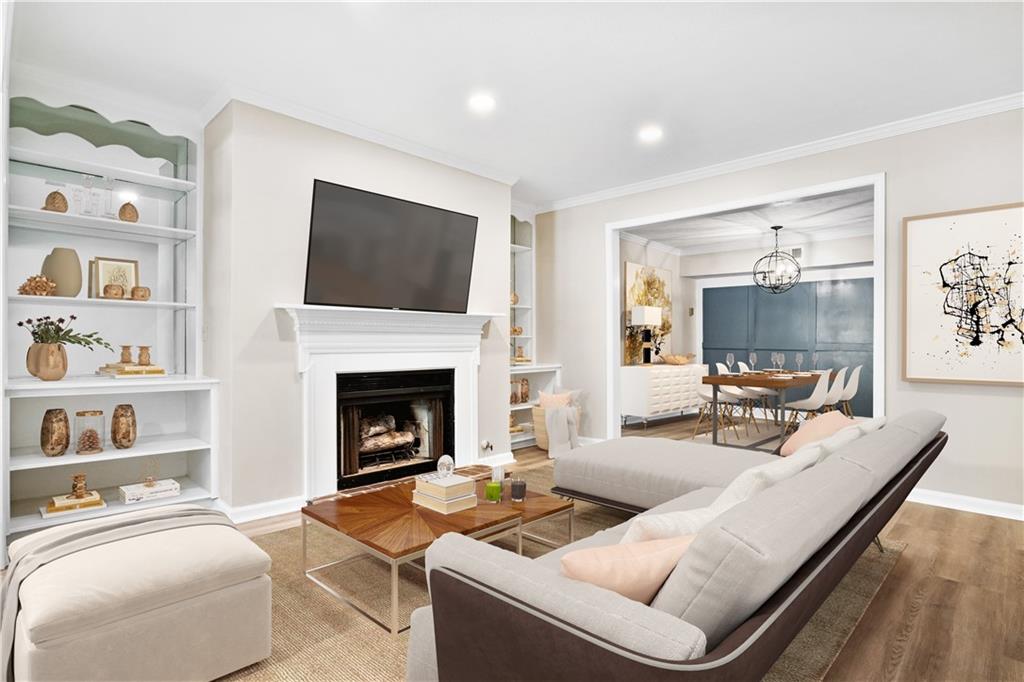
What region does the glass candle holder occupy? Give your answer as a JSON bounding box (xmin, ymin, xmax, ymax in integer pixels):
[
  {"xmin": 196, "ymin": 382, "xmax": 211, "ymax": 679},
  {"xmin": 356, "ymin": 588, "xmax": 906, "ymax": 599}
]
[
  {"xmin": 74, "ymin": 410, "xmax": 104, "ymax": 455},
  {"xmin": 484, "ymin": 480, "xmax": 503, "ymax": 503},
  {"xmin": 510, "ymin": 477, "xmax": 527, "ymax": 502}
]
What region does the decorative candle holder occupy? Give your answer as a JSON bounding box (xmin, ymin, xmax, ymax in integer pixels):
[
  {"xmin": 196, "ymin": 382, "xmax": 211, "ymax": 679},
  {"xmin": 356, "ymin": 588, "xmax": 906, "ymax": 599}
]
[
  {"xmin": 484, "ymin": 480, "xmax": 503, "ymax": 503},
  {"xmin": 510, "ymin": 477, "xmax": 527, "ymax": 502}
]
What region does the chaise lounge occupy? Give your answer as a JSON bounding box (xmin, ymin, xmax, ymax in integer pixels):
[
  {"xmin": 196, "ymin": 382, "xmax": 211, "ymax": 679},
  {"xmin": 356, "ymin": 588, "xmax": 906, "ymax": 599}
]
[{"xmin": 406, "ymin": 410, "xmax": 947, "ymax": 680}]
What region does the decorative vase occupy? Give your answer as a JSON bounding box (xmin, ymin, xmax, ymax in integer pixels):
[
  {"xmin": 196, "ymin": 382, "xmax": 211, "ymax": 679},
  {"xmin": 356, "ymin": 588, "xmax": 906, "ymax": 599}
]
[
  {"xmin": 40, "ymin": 247, "xmax": 82, "ymax": 297},
  {"xmin": 111, "ymin": 404, "xmax": 137, "ymax": 449},
  {"xmin": 40, "ymin": 408, "xmax": 70, "ymax": 456},
  {"xmin": 137, "ymin": 346, "xmax": 152, "ymax": 366},
  {"xmin": 102, "ymin": 283, "xmax": 125, "ymax": 299},
  {"xmin": 26, "ymin": 343, "xmax": 68, "ymax": 381},
  {"xmin": 130, "ymin": 286, "xmax": 151, "ymax": 301}
]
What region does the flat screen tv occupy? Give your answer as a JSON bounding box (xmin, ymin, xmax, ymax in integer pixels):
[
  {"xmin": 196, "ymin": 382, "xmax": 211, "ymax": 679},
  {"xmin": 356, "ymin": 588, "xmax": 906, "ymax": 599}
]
[{"xmin": 304, "ymin": 179, "xmax": 478, "ymax": 313}]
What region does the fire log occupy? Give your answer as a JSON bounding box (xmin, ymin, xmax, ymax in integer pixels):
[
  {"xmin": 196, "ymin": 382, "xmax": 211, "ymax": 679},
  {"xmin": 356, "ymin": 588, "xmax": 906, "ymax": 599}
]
[{"xmin": 359, "ymin": 430, "xmax": 415, "ymax": 454}]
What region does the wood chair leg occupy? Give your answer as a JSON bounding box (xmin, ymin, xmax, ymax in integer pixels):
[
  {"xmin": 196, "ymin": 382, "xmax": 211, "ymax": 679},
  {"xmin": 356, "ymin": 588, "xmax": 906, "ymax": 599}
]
[{"xmin": 691, "ymin": 404, "xmax": 707, "ymax": 440}]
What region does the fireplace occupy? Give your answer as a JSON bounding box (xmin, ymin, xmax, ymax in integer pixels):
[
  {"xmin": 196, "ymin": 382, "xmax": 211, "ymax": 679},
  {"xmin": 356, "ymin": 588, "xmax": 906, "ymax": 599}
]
[{"xmin": 337, "ymin": 369, "xmax": 454, "ymax": 489}]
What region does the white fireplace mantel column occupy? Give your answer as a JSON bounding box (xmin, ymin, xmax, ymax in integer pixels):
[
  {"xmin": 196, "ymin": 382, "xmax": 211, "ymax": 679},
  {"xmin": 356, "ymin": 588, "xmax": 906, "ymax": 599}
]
[{"xmin": 275, "ymin": 304, "xmax": 495, "ymax": 500}]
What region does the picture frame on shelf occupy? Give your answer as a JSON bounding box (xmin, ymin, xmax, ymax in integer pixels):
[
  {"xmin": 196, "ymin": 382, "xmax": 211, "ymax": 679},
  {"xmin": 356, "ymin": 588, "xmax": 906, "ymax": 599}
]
[{"xmin": 89, "ymin": 256, "xmax": 140, "ymax": 298}]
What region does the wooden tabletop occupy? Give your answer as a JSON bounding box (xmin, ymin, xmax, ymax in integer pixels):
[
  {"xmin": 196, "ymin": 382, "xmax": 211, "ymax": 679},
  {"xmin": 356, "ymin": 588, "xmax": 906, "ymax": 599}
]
[
  {"xmin": 703, "ymin": 371, "xmax": 830, "ymax": 389},
  {"xmin": 302, "ymin": 479, "xmax": 572, "ymax": 559}
]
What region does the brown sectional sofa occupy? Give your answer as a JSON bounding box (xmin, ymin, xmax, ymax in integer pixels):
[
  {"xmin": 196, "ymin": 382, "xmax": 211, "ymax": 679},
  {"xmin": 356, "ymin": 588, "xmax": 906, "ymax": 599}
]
[{"xmin": 407, "ymin": 410, "xmax": 948, "ymax": 681}]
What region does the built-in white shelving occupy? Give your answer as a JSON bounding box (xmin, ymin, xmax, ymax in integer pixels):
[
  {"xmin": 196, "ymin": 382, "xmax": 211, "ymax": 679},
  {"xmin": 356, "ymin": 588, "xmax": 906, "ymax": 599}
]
[
  {"xmin": 9, "ymin": 294, "xmax": 196, "ymax": 310},
  {"xmin": 2, "ymin": 93, "xmax": 217, "ymax": 560},
  {"xmin": 510, "ymin": 363, "xmax": 563, "ymax": 375},
  {"xmin": 10, "ymin": 434, "xmax": 210, "ymax": 471},
  {"xmin": 510, "ymin": 402, "xmax": 538, "ymax": 412},
  {"xmin": 9, "ymin": 205, "xmax": 196, "ymax": 243},
  {"xmin": 9, "ymin": 476, "xmax": 210, "ymax": 534}
]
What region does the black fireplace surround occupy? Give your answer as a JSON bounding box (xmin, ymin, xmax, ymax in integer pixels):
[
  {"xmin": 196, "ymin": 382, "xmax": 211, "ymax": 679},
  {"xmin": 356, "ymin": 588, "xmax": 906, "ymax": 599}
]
[{"xmin": 336, "ymin": 369, "xmax": 454, "ymax": 489}]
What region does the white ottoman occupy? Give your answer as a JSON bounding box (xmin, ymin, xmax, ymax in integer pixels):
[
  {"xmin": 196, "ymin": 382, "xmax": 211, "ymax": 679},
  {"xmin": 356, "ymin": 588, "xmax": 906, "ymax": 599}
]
[{"xmin": 10, "ymin": 518, "xmax": 271, "ymax": 681}]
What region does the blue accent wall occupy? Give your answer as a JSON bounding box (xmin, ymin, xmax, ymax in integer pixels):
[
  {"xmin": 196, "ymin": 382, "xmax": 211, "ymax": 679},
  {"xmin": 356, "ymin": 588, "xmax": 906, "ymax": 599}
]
[{"xmin": 702, "ymin": 278, "xmax": 873, "ymax": 416}]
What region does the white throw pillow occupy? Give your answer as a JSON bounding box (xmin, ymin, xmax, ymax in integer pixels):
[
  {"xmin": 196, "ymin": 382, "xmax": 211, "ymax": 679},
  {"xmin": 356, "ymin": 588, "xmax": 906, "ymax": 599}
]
[
  {"xmin": 620, "ymin": 445, "xmax": 822, "ymax": 545},
  {"xmin": 816, "ymin": 425, "xmax": 863, "ymax": 463},
  {"xmin": 856, "ymin": 416, "xmax": 886, "ymax": 435}
]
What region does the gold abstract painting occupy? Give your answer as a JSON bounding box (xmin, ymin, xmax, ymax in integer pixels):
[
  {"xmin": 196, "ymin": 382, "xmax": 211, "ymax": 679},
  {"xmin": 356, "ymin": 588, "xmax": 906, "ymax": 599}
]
[{"xmin": 624, "ymin": 262, "xmax": 672, "ymax": 364}]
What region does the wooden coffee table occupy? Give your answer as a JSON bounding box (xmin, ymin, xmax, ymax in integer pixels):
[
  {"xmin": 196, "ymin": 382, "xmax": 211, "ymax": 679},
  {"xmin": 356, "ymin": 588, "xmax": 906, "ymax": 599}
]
[{"xmin": 301, "ymin": 479, "xmax": 574, "ymax": 635}]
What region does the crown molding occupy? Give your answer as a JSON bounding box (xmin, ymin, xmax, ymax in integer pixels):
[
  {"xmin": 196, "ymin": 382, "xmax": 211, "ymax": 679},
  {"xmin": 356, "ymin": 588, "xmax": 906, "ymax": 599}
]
[
  {"xmin": 511, "ymin": 199, "xmax": 541, "ymax": 221},
  {"xmin": 673, "ymin": 220, "xmax": 874, "ymax": 256},
  {"xmin": 618, "ymin": 231, "xmax": 683, "ymax": 256},
  {"xmin": 540, "ymin": 92, "xmax": 1024, "ymax": 213},
  {"xmin": 200, "ymin": 87, "xmax": 520, "ymax": 187}
]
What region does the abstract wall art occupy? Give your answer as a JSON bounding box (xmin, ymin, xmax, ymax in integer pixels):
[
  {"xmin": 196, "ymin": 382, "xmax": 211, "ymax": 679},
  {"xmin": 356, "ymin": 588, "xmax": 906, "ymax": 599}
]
[
  {"xmin": 624, "ymin": 262, "xmax": 672, "ymax": 364},
  {"xmin": 903, "ymin": 202, "xmax": 1023, "ymax": 386}
]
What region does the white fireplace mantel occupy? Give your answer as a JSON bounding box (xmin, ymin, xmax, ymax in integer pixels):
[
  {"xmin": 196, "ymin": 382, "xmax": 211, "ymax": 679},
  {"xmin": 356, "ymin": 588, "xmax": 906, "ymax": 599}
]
[{"xmin": 275, "ymin": 304, "xmax": 497, "ymax": 499}]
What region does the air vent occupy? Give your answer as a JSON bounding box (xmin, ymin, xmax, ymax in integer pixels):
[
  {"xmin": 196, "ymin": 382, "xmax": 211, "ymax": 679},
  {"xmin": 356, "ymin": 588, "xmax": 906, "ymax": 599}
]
[{"xmin": 790, "ymin": 247, "xmax": 803, "ymax": 259}]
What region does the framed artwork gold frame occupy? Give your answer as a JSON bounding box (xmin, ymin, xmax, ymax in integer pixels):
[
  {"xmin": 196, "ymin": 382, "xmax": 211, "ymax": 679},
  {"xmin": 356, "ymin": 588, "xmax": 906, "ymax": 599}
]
[
  {"xmin": 902, "ymin": 202, "xmax": 1023, "ymax": 387},
  {"xmin": 89, "ymin": 257, "xmax": 140, "ymax": 299}
]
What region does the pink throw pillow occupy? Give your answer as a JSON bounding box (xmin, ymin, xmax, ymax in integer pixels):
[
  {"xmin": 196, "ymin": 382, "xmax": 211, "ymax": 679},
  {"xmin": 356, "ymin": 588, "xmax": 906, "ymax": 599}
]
[
  {"xmin": 538, "ymin": 391, "xmax": 572, "ymax": 408},
  {"xmin": 780, "ymin": 411, "xmax": 855, "ymax": 456},
  {"xmin": 560, "ymin": 535, "xmax": 695, "ymax": 604}
]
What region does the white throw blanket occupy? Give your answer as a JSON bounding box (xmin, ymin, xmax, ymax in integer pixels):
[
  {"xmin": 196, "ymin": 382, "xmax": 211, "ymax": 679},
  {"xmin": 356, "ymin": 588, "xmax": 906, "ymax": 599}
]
[
  {"xmin": 545, "ymin": 406, "xmax": 580, "ymax": 456},
  {"xmin": 0, "ymin": 504, "xmax": 234, "ymax": 680}
]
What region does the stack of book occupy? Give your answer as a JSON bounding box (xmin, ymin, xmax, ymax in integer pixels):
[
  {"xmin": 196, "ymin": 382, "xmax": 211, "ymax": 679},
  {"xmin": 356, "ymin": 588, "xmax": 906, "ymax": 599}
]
[
  {"xmin": 412, "ymin": 473, "xmax": 477, "ymax": 514},
  {"xmin": 97, "ymin": 362, "xmax": 167, "ymax": 378},
  {"xmin": 118, "ymin": 478, "xmax": 181, "ymax": 505}
]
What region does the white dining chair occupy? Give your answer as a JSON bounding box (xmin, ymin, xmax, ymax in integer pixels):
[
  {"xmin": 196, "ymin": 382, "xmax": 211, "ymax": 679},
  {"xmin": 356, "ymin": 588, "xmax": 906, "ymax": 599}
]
[
  {"xmin": 692, "ymin": 383, "xmax": 741, "ymax": 443},
  {"xmin": 783, "ymin": 371, "xmax": 831, "ymax": 434},
  {"xmin": 715, "ymin": 363, "xmax": 761, "ymax": 435},
  {"xmin": 821, "ymin": 367, "xmax": 849, "ymax": 412},
  {"xmin": 738, "ymin": 361, "xmax": 778, "ymax": 424},
  {"xmin": 839, "ymin": 365, "xmax": 863, "ymax": 416}
]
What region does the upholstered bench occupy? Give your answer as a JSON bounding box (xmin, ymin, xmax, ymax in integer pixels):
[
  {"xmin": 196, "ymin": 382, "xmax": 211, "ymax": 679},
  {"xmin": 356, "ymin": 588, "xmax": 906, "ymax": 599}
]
[{"xmin": 6, "ymin": 505, "xmax": 272, "ymax": 682}]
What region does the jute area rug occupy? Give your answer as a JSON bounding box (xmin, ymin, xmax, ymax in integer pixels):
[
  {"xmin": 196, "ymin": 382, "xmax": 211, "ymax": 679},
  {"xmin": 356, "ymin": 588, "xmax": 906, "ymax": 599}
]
[{"xmin": 226, "ymin": 461, "xmax": 904, "ymax": 681}]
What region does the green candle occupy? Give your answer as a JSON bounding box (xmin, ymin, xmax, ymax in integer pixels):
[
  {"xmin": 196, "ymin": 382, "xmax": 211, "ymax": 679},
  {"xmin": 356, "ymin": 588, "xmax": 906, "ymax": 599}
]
[{"xmin": 484, "ymin": 480, "xmax": 502, "ymax": 503}]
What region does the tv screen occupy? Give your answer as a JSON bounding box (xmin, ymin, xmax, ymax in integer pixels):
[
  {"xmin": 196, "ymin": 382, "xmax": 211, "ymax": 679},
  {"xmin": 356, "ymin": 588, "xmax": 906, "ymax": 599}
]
[{"xmin": 304, "ymin": 180, "xmax": 478, "ymax": 313}]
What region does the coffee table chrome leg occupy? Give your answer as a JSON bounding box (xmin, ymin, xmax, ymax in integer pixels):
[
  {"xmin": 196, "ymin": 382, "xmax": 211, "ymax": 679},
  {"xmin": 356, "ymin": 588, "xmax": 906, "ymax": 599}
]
[
  {"xmin": 569, "ymin": 508, "xmax": 575, "ymax": 543},
  {"xmin": 517, "ymin": 523, "xmax": 523, "ymax": 555},
  {"xmin": 301, "ymin": 515, "xmax": 307, "ymax": 572},
  {"xmin": 390, "ymin": 560, "xmax": 400, "ymax": 636}
]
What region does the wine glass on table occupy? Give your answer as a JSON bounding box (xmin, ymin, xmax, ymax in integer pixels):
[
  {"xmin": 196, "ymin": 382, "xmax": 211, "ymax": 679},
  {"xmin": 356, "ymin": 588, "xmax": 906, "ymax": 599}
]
[
  {"xmin": 725, "ymin": 352, "xmax": 735, "ymax": 373},
  {"xmin": 795, "ymin": 353, "xmax": 804, "ymax": 372},
  {"xmin": 812, "ymin": 352, "xmax": 819, "ymax": 370},
  {"xmin": 778, "ymin": 353, "xmax": 786, "ymax": 371},
  {"xmin": 749, "ymin": 352, "xmax": 757, "ymax": 371}
]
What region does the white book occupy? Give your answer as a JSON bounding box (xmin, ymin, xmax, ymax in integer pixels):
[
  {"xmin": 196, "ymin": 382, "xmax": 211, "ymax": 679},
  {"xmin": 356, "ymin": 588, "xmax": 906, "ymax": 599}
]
[{"xmin": 119, "ymin": 479, "xmax": 181, "ymax": 504}]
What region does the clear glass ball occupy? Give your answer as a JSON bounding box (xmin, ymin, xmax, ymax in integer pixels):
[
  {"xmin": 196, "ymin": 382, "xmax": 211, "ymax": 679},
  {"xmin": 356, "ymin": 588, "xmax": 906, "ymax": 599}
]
[{"xmin": 437, "ymin": 454, "xmax": 455, "ymax": 477}]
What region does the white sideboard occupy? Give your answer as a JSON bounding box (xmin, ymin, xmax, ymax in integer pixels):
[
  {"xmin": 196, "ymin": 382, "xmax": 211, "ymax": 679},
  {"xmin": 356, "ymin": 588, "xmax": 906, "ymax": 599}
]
[{"xmin": 620, "ymin": 364, "xmax": 708, "ymax": 424}]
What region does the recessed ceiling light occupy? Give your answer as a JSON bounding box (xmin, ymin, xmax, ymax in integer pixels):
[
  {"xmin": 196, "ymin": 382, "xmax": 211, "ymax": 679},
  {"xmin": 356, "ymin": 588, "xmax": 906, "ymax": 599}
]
[
  {"xmin": 637, "ymin": 125, "xmax": 664, "ymax": 144},
  {"xmin": 467, "ymin": 92, "xmax": 496, "ymax": 116}
]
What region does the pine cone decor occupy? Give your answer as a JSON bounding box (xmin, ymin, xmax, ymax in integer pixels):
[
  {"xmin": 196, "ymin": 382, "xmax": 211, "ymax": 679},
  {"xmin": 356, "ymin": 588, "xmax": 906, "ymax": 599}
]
[{"xmin": 18, "ymin": 275, "xmax": 57, "ymax": 296}]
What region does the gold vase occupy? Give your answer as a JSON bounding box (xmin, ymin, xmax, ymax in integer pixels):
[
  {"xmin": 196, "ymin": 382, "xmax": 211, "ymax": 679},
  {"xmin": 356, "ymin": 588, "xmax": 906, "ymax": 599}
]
[
  {"xmin": 40, "ymin": 408, "xmax": 70, "ymax": 456},
  {"xmin": 26, "ymin": 343, "xmax": 68, "ymax": 381},
  {"xmin": 111, "ymin": 404, "xmax": 137, "ymax": 449}
]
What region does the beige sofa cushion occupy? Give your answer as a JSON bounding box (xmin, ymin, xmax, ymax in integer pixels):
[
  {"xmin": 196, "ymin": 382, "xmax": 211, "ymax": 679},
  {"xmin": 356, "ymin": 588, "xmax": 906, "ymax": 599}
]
[
  {"xmin": 649, "ymin": 457, "xmax": 875, "ymax": 647},
  {"xmin": 19, "ymin": 524, "xmax": 271, "ymax": 644}
]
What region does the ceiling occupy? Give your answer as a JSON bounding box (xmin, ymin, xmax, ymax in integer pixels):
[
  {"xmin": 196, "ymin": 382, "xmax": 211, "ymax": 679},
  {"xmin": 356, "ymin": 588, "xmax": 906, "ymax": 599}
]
[
  {"xmin": 623, "ymin": 186, "xmax": 874, "ymax": 255},
  {"xmin": 10, "ymin": 3, "xmax": 1022, "ymax": 206}
]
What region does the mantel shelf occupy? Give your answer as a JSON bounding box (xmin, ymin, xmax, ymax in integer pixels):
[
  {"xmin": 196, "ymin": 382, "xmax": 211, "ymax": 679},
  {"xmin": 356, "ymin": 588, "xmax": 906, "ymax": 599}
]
[
  {"xmin": 9, "ymin": 147, "xmax": 197, "ymax": 193},
  {"xmin": 9, "ymin": 294, "xmax": 196, "ymax": 310},
  {"xmin": 9, "ymin": 206, "xmax": 197, "ymax": 244},
  {"xmin": 509, "ymin": 363, "xmax": 562, "ymax": 374},
  {"xmin": 10, "ymin": 434, "xmax": 211, "ymax": 471}
]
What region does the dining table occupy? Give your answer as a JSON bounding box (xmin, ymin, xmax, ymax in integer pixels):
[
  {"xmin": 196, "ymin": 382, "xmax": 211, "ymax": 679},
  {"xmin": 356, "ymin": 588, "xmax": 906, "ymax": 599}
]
[{"xmin": 702, "ymin": 370, "xmax": 833, "ymax": 451}]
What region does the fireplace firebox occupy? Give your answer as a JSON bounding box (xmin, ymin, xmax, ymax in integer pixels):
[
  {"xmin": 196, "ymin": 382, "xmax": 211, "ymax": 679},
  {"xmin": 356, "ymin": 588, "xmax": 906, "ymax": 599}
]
[{"xmin": 337, "ymin": 369, "xmax": 454, "ymax": 489}]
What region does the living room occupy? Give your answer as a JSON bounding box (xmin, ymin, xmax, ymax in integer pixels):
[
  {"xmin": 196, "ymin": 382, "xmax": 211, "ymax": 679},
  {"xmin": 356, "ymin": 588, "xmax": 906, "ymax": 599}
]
[{"xmin": 0, "ymin": 3, "xmax": 1021, "ymax": 682}]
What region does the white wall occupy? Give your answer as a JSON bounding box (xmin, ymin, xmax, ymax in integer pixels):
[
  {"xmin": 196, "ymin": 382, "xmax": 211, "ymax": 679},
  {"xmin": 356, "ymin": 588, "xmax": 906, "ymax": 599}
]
[
  {"xmin": 205, "ymin": 101, "xmax": 511, "ymax": 507},
  {"xmin": 537, "ymin": 110, "xmax": 1023, "ymax": 507}
]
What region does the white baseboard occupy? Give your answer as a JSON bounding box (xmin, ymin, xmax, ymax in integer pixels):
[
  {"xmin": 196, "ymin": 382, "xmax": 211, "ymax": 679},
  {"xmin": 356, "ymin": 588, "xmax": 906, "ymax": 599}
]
[
  {"xmin": 478, "ymin": 451, "xmax": 515, "ymax": 467},
  {"xmin": 907, "ymin": 487, "xmax": 1023, "ymax": 521},
  {"xmin": 218, "ymin": 495, "xmax": 306, "ymax": 524}
]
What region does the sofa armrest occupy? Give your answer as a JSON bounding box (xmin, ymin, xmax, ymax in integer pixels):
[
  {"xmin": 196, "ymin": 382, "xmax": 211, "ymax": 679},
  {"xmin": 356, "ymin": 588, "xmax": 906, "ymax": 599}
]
[{"xmin": 425, "ymin": 533, "xmax": 706, "ymax": 663}]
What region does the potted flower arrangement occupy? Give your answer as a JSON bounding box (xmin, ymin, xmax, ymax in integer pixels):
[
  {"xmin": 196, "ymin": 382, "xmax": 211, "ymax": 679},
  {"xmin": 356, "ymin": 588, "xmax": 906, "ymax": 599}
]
[{"xmin": 17, "ymin": 315, "xmax": 113, "ymax": 381}]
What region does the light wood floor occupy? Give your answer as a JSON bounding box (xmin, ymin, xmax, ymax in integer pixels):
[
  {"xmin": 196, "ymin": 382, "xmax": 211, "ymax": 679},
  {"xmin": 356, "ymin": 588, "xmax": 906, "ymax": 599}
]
[{"xmin": 240, "ymin": 415, "xmax": 1023, "ymax": 681}]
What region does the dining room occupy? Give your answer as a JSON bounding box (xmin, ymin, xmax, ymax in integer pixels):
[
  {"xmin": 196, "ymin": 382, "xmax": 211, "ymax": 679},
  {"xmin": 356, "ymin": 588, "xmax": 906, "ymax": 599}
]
[{"xmin": 613, "ymin": 177, "xmax": 883, "ymax": 451}]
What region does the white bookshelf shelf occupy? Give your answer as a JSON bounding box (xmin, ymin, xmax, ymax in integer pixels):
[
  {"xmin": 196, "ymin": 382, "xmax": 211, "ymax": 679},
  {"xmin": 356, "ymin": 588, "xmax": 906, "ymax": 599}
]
[
  {"xmin": 9, "ymin": 205, "xmax": 197, "ymax": 244},
  {"xmin": 5, "ymin": 375, "xmax": 218, "ymax": 398},
  {"xmin": 9, "ymin": 476, "xmax": 211, "ymax": 534},
  {"xmin": 510, "ymin": 243, "xmax": 531, "ymax": 254},
  {"xmin": 9, "ymin": 147, "xmax": 197, "ymax": 193},
  {"xmin": 510, "ymin": 402, "xmax": 538, "ymax": 412},
  {"xmin": 510, "ymin": 363, "xmax": 563, "ymax": 374},
  {"xmin": 8, "ymin": 294, "xmax": 195, "ymax": 310},
  {"xmin": 511, "ymin": 304, "xmax": 531, "ymax": 310},
  {"xmin": 10, "ymin": 434, "xmax": 210, "ymax": 471}
]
